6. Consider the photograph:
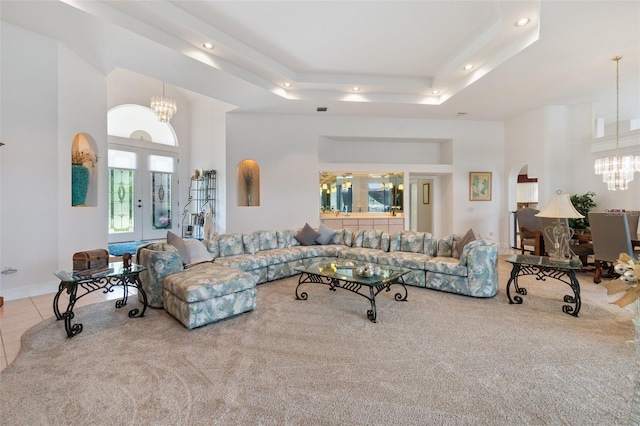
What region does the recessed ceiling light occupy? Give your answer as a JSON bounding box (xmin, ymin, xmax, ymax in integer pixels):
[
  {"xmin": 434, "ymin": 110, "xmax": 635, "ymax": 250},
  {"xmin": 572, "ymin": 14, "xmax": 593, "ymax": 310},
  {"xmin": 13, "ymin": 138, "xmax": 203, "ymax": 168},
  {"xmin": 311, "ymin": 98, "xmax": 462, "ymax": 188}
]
[
  {"xmin": 352, "ymin": 87, "xmax": 360, "ymax": 92},
  {"xmin": 432, "ymin": 90, "xmax": 440, "ymax": 95},
  {"xmin": 283, "ymin": 82, "xmax": 291, "ymax": 88},
  {"xmin": 202, "ymin": 42, "xmax": 214, "ymax": 50},
  {"xmin": 463, "ymin": 64, "xmax": 473, "ymax": 71},
  {"xmin": 514, "ymin": 18, "xmax": 531, "ymax": 27}
]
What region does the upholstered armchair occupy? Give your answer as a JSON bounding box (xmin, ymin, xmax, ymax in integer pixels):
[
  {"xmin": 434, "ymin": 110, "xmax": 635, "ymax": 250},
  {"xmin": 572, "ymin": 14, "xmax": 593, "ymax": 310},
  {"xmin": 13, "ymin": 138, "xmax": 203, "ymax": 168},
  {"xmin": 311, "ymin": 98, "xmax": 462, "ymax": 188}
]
[
  {"xmin": 588, "ymin": 212, "xmax": 638, "ymax": 283},
  {"xmin": 516, "ymin": 207, "xmax": 543, "ymax": 255}
]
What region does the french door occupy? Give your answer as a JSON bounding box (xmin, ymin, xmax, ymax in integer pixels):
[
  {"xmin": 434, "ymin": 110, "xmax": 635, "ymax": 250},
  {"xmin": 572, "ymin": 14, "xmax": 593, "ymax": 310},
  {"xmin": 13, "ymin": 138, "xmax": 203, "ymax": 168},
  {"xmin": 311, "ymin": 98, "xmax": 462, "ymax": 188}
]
[{"xmin": 108, "ymin": 145, "xmax": 178, "ymax": 243}]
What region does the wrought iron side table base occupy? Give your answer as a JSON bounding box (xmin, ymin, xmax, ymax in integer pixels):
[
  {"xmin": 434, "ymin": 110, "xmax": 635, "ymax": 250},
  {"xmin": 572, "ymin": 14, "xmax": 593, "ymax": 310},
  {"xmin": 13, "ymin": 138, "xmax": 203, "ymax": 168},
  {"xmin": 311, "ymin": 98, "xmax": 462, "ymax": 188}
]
[
  {"xmin": 295, "ymin": 272, "xmax": 408, "ymax": 322},
  {"xmin": 506, "ymin": 262, "xmax": 581, "ymax": 317},
  {"xmin": 53, "ymin": 272, "xmax": 148, "ymax": 338}
]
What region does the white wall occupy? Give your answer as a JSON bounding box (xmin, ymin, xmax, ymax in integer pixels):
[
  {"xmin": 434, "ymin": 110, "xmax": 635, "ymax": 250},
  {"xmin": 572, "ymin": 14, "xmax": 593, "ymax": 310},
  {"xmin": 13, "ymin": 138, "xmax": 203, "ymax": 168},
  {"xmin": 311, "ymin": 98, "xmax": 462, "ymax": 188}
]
[
  {"xmin": 0, "ymin": 25, "xmax": 232, "ymax": 300},
  {"xmin": 225, "ymin": 113, "xmax": 505, "ymax": 242},
  {"xmin": 1, "ymin": 23, "xmax": 108, "ymax": 299},
  {"xmin": 190, "ymin": 98, "xmax": 236, "ymax": 234},
  {"xmin": 505, "ymin": 103, "xmax": 640, "ymax": 239}
]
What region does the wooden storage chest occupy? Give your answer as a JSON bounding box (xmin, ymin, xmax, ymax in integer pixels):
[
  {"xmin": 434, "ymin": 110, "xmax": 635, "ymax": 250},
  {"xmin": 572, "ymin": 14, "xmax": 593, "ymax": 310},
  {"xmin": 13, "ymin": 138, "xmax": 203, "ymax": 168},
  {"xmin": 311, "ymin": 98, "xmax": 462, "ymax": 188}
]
[{"xmin": 73, "ymin": 249, "xmax": 109, "ymax": 271}]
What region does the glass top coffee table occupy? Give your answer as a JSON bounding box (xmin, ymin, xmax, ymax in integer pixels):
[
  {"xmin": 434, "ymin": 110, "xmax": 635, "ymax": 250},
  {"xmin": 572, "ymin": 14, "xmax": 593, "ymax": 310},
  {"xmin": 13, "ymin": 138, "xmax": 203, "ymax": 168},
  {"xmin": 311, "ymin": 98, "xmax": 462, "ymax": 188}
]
[{"xmin": 296, "ymin": 259, "xmax": 410, "ymax": 322}]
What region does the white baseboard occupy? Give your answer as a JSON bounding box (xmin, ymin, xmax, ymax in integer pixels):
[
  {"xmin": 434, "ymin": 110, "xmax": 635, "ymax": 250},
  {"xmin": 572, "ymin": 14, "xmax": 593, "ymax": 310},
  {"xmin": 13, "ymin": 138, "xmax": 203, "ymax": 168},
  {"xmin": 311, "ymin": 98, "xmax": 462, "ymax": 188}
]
[{"xmin": 2, "ymin": 281, "xmax": 60, "ymax": 301}]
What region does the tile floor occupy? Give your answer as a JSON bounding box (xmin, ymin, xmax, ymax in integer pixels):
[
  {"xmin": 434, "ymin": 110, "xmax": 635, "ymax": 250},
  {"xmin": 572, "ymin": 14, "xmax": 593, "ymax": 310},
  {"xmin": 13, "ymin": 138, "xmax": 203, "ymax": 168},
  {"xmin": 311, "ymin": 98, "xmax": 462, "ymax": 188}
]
[{"xmin": 0, "ymin": 278, "xmax": 137, "ymax": 373}]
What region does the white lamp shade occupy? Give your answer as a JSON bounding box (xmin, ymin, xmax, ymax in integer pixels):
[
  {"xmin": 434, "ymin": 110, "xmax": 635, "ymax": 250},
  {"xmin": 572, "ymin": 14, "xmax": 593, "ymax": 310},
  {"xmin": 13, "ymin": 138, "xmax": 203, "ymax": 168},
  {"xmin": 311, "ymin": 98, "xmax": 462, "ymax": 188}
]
[{"xmin": 535, "ymin": 191, "xmax": 584, "ymax": 219}]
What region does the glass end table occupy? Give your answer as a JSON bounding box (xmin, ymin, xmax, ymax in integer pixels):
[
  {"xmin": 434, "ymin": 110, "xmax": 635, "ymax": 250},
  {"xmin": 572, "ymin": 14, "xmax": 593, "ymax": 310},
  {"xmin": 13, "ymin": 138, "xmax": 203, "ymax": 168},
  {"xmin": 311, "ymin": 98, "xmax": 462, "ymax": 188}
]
[
  {"xmin": 505, "ymin": 254, "xmax": 583, "ymax": 316},
  {"xmin": 53, "ymin": 262, "xmax": 148, "ymax": 338}
]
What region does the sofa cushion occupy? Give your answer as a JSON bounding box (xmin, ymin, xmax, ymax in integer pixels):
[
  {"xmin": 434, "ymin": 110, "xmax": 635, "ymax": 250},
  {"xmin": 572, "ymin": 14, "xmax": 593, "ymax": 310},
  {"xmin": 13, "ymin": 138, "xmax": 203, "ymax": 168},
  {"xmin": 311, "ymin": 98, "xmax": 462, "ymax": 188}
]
[
  {"xmin": 257, "ymin": 230, "xmax": 279, "ymax": 251},
  {"xmin": 293, "ymin": 245, "xmax": 340, "ymax": 259},
  {"xmin": 343, "ymin": 230, "xmax": 354, "ymax": 247},
  {"xmin": 315, "ymin": 223, "xmax": 336, "ymax": 245},
  {"xmin": 259, "ymin": 247, "xmax": 304, "ymax": 263},
  {"xmin": 389, "ymin": 232, "xmax": 402, "ymax": 252},
  {"xmin": 425, "ymin": 257, "xmax": 468, "ymax": 277},
  {"xmin": 423, "ymin": 235, "xmax": 437, "ymax": 257},
  {"xmin": 163, "ymin": 263, "xmax": 256, "ymax": 303},
  {"xmin": 329, "ymin": 228, "xmax": 346, "ymax": 245},
  {"xmin": 242, "ymin": 233, "xmax": 259, "ymax": 254},
  {"xmin": 400, "ymin": 232, "xmax": 425, "ymax": 253},
  {"xmin": 361, "ymin": 230, "xmax": 383, "ymax": 250},
  {"xmin": 377, "ymin": 252, "xmax": 428, "ymax": 270},
  {"xmin": 215, "ymin": 253, "xmax": 270, "ymax": 271},
  {"xmin": 437, "ymin": 235, "xmax": 455, "ymax": 257},
  {"xmin": 218, "ymin": 234, "xmax": 245, "ymax": 257},
  {"xmin": 381, "ymin": 232, "xmax": 391, "ymax": 252},
  {"xmin": 204, "ymin": 237, "xmax": 220, "ymax": 258},
  {"xmin": 277, "ymin": 230, "xmax": 290, "ymax": 248},
  {"xmin": 295, "ymin": 223, "xmax": 320, "ymax": 246},
  {"xmin": 453, "ymin": 228, "xmax": 476, "ymax": 258},
  {"xmin": 342, "ymin": 247, "xmax": 382, "ymax": 263}
]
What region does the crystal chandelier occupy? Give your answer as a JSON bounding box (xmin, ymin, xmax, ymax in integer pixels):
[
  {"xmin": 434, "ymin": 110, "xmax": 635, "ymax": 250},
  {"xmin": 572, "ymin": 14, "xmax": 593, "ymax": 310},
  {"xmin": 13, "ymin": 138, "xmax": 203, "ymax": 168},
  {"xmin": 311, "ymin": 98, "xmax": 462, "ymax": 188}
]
[
  {"xmin": 150, "ymin": 82, "xmax": 177, "ymax": 123},
  {"xmin": 594, "ymin": 56, "xmax": 640, "ymax": 191}
]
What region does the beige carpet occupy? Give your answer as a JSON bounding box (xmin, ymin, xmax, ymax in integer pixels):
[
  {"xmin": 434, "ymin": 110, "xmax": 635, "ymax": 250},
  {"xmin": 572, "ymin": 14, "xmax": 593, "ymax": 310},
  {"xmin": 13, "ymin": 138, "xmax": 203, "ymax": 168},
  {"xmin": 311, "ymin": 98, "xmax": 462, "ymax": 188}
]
[{"xmin": 0, "ymin": 257, "xmax": 637, "ymax": 425}]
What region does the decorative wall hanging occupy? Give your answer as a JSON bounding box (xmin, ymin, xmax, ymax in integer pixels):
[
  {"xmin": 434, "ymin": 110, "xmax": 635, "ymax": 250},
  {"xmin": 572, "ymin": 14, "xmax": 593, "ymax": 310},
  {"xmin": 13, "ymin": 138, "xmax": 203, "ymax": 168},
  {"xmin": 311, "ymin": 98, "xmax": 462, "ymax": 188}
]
[{"xmin": 469, "ymin": 172, "xmax": 492, "ymax": 201}]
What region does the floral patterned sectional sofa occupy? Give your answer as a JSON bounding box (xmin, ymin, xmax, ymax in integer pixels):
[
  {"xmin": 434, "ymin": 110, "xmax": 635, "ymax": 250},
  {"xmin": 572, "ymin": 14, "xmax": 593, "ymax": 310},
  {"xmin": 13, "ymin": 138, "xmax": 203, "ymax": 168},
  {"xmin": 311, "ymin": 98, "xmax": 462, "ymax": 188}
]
[{"xmin": 136, "ymin": 228, "xmax": 498, "ymax": 330}]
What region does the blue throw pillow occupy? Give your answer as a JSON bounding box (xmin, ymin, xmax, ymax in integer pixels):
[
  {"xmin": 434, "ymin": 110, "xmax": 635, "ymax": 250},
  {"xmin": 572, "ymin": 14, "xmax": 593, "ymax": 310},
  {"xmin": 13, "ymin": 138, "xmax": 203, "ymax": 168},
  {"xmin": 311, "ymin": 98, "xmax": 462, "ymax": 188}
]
[{"xmin": 315, "ymin": 223, "xmax": 337, "ymax": 245}]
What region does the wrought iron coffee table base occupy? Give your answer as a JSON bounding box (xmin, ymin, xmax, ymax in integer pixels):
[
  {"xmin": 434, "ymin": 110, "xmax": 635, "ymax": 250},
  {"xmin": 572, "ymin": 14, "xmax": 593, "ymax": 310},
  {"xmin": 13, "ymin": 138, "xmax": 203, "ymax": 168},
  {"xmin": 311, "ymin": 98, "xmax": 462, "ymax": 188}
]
[
  {"xmin": 53, "ymin": 272, "xmax": 148, "ymax": 338},
  {"xmin": 506, "ymin": 262, "xmax": 581, "ymax": 317},
  {"xmin": 296, "ymin": 273, "xmax": 407, "ymax": 322}
]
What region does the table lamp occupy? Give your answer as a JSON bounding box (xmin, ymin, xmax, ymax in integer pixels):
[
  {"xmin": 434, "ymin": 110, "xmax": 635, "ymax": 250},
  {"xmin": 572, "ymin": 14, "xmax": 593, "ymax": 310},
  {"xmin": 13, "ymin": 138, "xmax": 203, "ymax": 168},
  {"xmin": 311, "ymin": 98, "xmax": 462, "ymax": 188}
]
[{"xmin": 535, "ymin": 190, "xmax": 584, "ymax": 264}]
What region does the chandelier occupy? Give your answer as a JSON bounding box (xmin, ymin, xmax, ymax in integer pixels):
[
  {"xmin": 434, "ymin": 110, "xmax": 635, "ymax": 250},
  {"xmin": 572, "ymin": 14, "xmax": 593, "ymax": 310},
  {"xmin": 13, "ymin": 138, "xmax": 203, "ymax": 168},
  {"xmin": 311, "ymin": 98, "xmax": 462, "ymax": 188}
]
[
  {"xmin": 594, "ymin": 56, "xmax": 640, "ymax": 190},
  {"xmin": 150, "ymin": 82, "xmax": 177, "ymax": 123}
]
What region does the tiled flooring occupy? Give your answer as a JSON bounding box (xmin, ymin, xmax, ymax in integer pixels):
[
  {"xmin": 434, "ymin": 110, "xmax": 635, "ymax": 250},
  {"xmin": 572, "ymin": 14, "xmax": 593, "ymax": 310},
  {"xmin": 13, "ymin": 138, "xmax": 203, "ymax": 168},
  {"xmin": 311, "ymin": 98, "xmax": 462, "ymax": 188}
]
[{"xmin": 0, "ymin": 284, "xmax": 136, "ymax": 373}]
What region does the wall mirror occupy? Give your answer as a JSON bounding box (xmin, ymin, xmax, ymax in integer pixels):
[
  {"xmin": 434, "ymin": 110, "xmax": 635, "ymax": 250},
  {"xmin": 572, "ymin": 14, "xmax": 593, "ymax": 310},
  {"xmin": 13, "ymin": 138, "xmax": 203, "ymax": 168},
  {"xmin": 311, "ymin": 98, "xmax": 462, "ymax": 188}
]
[{"xmin": 319, "ymin": 172, "xmax": 404, "ymax": 214}]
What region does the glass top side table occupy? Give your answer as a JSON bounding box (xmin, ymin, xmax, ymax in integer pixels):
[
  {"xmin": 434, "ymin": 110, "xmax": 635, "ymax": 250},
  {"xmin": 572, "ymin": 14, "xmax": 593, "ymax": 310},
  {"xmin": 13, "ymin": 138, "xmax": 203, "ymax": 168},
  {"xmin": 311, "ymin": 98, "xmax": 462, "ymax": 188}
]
[
  {"xmin": 505, "ymin": 254, "xmax": 583, "ymax": 316},
  {"xmin": 53, "ymin": 262, "xmax": 148, "ymax": 338}
]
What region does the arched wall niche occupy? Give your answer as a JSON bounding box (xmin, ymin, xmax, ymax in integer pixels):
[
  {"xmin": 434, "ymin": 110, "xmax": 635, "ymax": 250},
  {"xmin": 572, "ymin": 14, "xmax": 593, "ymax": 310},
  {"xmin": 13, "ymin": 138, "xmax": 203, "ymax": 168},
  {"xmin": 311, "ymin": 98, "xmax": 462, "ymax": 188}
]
[
  {"xmin": 237, "ymin": 159, "xmax": 260, "ymax": 207},
  {"xmin": 71, "ymin": 133, "xmax": 98, "ymax": 207}
]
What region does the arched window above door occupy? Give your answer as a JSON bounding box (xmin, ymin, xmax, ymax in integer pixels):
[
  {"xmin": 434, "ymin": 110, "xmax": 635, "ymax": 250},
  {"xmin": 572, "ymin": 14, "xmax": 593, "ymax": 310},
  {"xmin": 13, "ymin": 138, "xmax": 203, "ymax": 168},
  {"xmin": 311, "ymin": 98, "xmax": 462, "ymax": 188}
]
[{"xmin": 107, "ymin": 104, "xmax": 177, "ymax": 146}]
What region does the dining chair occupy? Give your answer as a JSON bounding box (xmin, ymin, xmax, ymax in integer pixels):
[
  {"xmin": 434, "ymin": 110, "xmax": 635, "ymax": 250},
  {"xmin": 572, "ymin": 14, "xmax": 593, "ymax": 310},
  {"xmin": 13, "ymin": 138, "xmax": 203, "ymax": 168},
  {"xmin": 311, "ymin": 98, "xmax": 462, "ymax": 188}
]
[
  {"xmin": 626, "ymin": 211, "xmax": 639, "ymax": 235},
  {"xmin": 588, "ymin": 212, "xmax": 638, "ymax": 283},
  {"xmin": 516, "ymin": 207, "xmax": 543, "ymax": 255}
]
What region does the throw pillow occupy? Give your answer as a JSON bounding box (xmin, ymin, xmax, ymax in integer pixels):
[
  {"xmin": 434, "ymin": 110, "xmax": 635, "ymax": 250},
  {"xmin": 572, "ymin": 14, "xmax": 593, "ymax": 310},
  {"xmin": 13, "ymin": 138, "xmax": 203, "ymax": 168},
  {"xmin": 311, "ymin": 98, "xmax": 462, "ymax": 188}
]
[
  {"xmin": 315, "ymin": 223, "xmax": 336, "ymax": 245},
  {"xmin": 294, "ymin": 223, "xmax": 320, "ymax": 246},
  {"xmin": 167, "ymin": 231, "xmax": 191, "ymax": 265},
  {"xmin": 453, "ymin": 228, "xmax": 476, "ymax": 258},
  {"xmin": 184, "ymin": 239, "xmax": 213, "ymax": 266}
]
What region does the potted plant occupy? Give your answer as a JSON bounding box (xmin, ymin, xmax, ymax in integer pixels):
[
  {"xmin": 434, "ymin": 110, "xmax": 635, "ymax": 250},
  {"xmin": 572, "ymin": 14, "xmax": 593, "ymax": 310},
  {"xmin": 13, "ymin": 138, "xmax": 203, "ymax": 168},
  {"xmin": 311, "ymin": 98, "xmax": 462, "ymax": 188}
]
[
  {"xmin": 72, "ymin": 149, "xmax": 97, "ymax": 167},
  {"xmin": 569, "ymin": 191, "xmax": 596, "ymax": 230}
]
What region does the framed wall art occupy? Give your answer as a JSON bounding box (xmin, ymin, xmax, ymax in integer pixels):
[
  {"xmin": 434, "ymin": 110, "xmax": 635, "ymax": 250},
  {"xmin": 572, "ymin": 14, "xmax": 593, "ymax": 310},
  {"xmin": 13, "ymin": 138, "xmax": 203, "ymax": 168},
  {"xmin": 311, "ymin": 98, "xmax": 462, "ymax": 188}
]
[
  {"xmin": 423, "ymin": 183, "xmax": 430, "ymax": 204},
  {"xmin": 469, "ymin": 172, "xmax": 492, "ymax": 201}
]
